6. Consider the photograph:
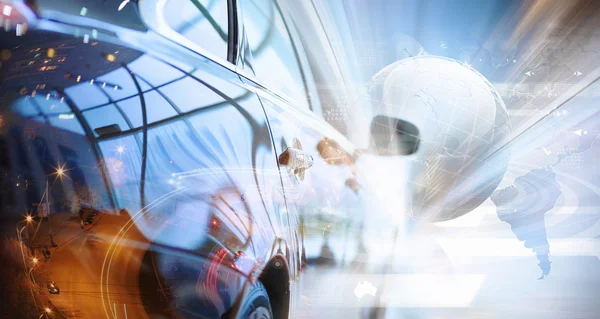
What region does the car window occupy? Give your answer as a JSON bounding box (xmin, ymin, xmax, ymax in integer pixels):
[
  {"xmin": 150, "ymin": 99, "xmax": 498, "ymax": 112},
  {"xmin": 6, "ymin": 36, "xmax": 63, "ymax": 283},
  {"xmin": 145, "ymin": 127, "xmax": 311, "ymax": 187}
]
[
  {"xmin": 162, "ymin": 0, "xmax": 229, "ymax": 60},
  {"xmin": 241, "ymin": 0, "xmax": 310, "ymax": 110}
]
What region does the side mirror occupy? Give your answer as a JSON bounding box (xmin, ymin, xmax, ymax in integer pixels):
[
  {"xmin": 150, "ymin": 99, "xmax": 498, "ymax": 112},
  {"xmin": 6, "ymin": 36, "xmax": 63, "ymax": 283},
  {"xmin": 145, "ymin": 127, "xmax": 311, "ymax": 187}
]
[{"xmin": 369, "ymin": 115, "xmax": 420, "ymax": 155}]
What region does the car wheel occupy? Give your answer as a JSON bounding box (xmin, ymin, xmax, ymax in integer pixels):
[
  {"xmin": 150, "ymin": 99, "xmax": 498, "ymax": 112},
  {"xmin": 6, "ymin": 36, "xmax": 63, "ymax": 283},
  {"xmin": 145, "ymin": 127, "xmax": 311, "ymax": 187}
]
[{"xmin": 238, "ymin": 281, "xmax": 272, "ymax": 319}]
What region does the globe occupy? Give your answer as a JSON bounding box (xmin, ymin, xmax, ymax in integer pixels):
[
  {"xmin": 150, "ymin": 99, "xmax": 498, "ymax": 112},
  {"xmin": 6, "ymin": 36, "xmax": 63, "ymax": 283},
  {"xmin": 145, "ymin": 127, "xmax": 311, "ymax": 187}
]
[{"xmin": 369, "ymin": 56, "xmax": 512, "ymax": 221}]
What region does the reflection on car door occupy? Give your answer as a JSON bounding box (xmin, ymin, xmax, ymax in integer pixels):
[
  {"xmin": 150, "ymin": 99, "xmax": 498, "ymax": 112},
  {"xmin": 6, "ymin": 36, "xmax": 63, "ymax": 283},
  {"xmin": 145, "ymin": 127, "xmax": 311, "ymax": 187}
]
[
  {"xmin": 0, "ymin": 27, "xmax": 285, "ymax": 318},
  {"xmin": 258, "ymin": 94, "xmax": 362, "ymax": 267}
]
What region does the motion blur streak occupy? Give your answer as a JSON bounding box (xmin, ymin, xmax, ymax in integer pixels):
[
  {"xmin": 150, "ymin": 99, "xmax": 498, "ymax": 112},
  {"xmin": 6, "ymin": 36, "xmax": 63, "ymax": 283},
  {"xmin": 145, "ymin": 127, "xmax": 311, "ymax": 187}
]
[
  {"xmin": 300, "ymin": 274, "xmax": 485, "ymax": 308},
  {"xmin": 436, "ymin": 238, "xmax": 600, "ymax": 259}
]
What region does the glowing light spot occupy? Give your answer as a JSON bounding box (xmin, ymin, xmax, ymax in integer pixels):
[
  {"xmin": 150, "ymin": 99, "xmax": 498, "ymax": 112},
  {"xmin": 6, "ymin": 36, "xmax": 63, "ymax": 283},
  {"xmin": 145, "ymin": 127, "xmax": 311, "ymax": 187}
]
[
  {"xmin": 15, "ymin": 23, "xmax": 25, "ymax": 36},
  {"xmin": 58, "ymin": 113, "xmax": 74, "ymax": 119},
  {"xmin": 80, "ymin": 7, "xmax": 87, "ymax": 16},
  {"xmin": 106, "ymin": 53, "xmax": 116, "ymax": 62},
  {"xmin": 53, "ymin": 162, "xmax": 69, "ymax": 180},
  {"xmin": 354, "ymin": 281, "xmax": 377, "ymax": 299},
  {"xmin": 76, "ymin": 75, "xmax": 81, "ymax": 82},
  {"xmin": 2, "ymin": 5, "xmax": 12, "ymax": 17},
  {"xmin": 116, "ymin": 145, "xmax": 126, "ymax": 154}
]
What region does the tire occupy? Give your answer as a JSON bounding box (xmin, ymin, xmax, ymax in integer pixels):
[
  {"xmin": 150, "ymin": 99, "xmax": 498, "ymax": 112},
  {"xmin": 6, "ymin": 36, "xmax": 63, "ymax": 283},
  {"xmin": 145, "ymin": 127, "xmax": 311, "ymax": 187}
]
[{"xmin": 238, "ymin": 281, "xmax": 273, "ymax": 319}]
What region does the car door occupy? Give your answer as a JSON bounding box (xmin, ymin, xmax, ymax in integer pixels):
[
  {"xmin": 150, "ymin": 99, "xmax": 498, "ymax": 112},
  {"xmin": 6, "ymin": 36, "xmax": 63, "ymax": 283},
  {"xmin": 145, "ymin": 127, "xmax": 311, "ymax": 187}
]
[
  {"xmin": 0, "ymin": 2, "xmax": 288, "ymax": 318},
  {"xmin": 257, "ymin": 82, "xmax": 376, "ymax": 317},
  {"xmin": 238, "ymin": 0, "xmax": 363, "ymax": 279}
]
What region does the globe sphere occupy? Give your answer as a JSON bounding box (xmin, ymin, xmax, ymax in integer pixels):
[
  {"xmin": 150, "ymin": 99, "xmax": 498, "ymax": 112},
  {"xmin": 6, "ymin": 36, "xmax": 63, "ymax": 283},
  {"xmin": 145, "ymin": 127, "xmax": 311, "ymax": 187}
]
[{"xmin": 370, "ymin": 56, "xmax": 511, "ymax": 221}]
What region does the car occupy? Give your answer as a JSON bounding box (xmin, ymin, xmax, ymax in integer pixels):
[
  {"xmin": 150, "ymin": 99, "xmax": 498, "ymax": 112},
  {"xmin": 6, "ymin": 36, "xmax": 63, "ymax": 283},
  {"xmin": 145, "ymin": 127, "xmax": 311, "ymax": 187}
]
[
  {"xmin": 47, "ymin": 281, "xmax": 60, "ymax": 294},
  {"xmin": 0, "ymin": 0, "xmax": 416, "ymax": 318}
]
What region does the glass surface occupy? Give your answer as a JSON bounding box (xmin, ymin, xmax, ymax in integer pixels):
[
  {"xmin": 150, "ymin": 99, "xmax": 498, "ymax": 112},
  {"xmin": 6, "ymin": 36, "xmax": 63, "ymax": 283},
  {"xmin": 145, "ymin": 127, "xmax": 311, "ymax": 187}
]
[
  {"xmin": 64, "ymin": 83, "xmax": 109, "ymax": 110},
  {"xmin": 96, "ymin": 67, "xmax": 149, "ymax": 101},
  {"xmin": 10, "ymin": 97, "xmax": 39, "ymax": 116},
  {"xmin": 163, "ymin": 0, "xmax": 229, "ymax": 59},
  {"xmin": 242, "ymin": 0, "xmax": 309, "ymax": 109},
  {"xmin": 128, "ymin": 55, "xmax": 185, "ymax": 87},
  {"xmin": 31, "ymin": 94, "xmax": 71, "ymax": 113},
  {"xmin": 48, "ymin": 116, "xmax": 86, "ymax": 135},
  {"xmin": 159, "ymin": 76, "xmax": 224, "ymax": 112},
  {"xmin": 142, "ymin": 90, "xmax": 179, "ymax": 124},
  {"xmin": 83, "ymin": 104, "xmax": 130, "ymax": 135}
]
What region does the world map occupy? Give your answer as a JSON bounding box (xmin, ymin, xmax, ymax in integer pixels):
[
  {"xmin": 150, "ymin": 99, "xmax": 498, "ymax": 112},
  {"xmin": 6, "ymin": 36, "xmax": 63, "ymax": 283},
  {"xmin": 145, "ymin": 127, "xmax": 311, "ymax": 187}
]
[{"xmin": 490, "ymin": 168, "xmax": 562, "ymax": 280}]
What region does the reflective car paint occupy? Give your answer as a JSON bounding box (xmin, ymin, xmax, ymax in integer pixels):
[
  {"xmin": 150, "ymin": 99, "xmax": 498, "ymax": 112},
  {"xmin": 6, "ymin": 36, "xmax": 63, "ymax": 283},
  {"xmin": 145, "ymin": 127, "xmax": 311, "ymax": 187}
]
[
  {"xmin": 0, "ymin": 24, "xmax": 288, "ymax": 319},
  {"xmin": 0, "ymin": 0, "xmax": 370, "ymax": 318}
]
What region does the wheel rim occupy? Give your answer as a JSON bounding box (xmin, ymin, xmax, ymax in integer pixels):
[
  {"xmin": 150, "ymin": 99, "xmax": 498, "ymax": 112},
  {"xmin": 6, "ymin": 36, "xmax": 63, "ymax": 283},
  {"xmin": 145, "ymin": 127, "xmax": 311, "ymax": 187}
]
[{"xmin": 248, "ymin": 306, "xmax": 271, "ymax": 319}]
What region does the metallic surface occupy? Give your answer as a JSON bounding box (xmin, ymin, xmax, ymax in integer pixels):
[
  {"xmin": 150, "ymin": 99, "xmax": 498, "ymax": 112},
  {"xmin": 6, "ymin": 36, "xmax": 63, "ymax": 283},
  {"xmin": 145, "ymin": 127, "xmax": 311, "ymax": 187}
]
[{"xmin": 0, "ymin": 0, "xmax": 366, "ymax": 318}]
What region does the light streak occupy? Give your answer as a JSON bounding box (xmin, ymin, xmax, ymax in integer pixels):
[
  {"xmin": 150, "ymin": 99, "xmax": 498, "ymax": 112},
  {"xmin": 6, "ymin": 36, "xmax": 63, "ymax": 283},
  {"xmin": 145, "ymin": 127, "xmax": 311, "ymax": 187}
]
[
  {"xmin": 100, "ymin": 187, "xmax": 189, "ymax": 318},
  {"xmin": 118, "ymin": 0, "xmax": 130, "ymax": 12}
]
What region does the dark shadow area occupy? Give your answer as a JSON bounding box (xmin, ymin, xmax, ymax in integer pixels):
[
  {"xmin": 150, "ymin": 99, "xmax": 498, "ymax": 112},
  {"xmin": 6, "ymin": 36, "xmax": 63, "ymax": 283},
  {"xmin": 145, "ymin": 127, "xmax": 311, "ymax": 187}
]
[{"xmin": 139, "ymin": 249, "xmax": 177, "ymax": 318}]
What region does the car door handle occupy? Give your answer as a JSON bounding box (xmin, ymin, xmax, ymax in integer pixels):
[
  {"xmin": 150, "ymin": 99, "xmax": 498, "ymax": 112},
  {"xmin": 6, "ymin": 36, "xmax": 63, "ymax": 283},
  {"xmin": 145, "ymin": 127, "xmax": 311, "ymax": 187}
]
[{"xmin": 279, "ymin": 147, "xmax": 314, "ymax": 181}]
